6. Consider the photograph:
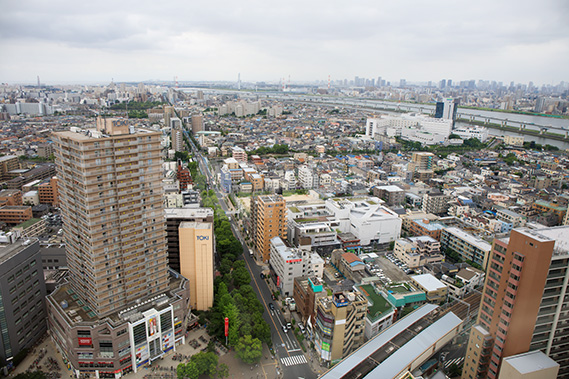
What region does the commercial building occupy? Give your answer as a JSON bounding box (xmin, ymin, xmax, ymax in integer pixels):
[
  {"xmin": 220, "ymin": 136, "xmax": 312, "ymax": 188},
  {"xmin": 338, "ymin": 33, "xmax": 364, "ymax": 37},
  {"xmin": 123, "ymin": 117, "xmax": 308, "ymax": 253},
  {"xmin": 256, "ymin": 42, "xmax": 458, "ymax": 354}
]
[
  {"xmin": 0, "ymin": 239, "xmax": 47, "ymax": 369},
  {"xmin": 325, "ymin": 196, "xmax": 401, "ymax": 247},
  {"xmin": 293, "ymin": 276, "xmax": 325, "ymax": 326},
  {"xmin": 462, "ymin": 226, "xmax": 569, "ymax": 378},
  {"xmin": 270, "ymin": 237, "xmax": 323, "ymax": 296},
  {"xmin": 165, "ymin": 208, "xmax": 214, "ymax": 273},
  {"xmin": 179, "ymin": 222, "xmax": 214, "ymax": 311},
  {"xmin": 440, "ymin": 227, "xmax": 492, "ymax": 270},
  {"xmin": 251, "ymin": 194, "xmax": 287, "ymax": 262},
  {"xmin": 314, "ymin": 291, "xmax": 367, "ymax": 364},
  {"xmin": 47, "ymin": 118, "xmax": 191, "ymax": 377}
]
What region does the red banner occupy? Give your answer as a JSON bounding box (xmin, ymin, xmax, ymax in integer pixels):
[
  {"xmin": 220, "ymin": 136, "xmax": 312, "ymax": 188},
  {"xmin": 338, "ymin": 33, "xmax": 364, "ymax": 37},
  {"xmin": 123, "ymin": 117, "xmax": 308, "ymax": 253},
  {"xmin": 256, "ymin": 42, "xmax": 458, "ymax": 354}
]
[
  {"xmin": 224, "ymin": 317, "xmax": 229, "ymax": 337},
  {"xmin": 277, "ymin": 276, "xmax": 280, "ymax": 287},
  {"xmin": 78, "ymin": 338, "xmax": 92, "ymax": 346}
]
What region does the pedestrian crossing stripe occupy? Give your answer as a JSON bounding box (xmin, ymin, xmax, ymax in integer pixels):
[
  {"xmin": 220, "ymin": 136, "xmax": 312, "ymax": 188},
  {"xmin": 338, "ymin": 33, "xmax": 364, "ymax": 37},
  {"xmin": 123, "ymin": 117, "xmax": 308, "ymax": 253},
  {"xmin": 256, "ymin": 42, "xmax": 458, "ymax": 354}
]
[
  {"xmin": 280, "ymin": 355, "xmax": 308, "ymax": 367},
  {"xmin": 444, "ymin": 357, "xmax": 464, "ymax": 368}
]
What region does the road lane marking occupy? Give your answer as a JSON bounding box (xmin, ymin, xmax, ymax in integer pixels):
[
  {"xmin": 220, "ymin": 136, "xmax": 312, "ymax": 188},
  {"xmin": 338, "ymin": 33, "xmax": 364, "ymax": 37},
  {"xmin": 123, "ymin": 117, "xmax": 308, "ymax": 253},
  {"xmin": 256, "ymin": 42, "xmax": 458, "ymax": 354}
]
[{"xmin": 243, "ymin": 256, "xmax": 290, "ymax": 358}]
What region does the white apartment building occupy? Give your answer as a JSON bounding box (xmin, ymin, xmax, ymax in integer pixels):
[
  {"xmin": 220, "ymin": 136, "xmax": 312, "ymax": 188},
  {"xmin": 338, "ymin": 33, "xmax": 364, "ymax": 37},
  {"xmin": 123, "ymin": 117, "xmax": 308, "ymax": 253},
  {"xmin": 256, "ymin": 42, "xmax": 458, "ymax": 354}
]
[{"xmin": 298, "ymin": 165, "xmax": 317, "ymax": 189}]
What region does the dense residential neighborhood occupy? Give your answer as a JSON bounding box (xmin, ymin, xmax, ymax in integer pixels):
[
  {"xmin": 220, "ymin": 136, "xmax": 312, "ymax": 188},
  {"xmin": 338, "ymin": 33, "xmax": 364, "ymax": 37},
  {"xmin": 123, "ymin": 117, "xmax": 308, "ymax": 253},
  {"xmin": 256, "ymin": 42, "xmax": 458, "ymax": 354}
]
[{"xmin": 1, "ymin": 81, "xmax": 569, "ymax": 379}]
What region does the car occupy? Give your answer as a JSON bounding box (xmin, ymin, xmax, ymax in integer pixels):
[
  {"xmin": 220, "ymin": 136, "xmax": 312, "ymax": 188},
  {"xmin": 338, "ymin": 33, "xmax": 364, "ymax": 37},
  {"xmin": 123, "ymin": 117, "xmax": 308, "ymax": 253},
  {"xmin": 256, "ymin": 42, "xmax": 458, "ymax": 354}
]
[
  {"xmin": 282, "ymin": 325, "xmax": 288, "ymax": 333},
  {"xmin": 287, "ymin": 322, "xmax": 292, "ymax": 330},
  {"xmin": 260, "ymin": 273, "xmax": 265, "ymax": 279},
  {"xmin": 269, "ymin": 303, "xmax": 275, "ymax": 310},
  {"xmin": 271, "ymin": 294, "xmax": 277, "ymax": 300}
]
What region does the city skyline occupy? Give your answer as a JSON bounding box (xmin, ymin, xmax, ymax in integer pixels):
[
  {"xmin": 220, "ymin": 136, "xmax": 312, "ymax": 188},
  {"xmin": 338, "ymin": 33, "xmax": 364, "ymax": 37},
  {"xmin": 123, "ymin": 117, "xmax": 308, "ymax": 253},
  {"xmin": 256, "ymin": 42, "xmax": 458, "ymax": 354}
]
[{"xmin": 1, "ymin": 0, "xmax": 568, "ymax": 85}]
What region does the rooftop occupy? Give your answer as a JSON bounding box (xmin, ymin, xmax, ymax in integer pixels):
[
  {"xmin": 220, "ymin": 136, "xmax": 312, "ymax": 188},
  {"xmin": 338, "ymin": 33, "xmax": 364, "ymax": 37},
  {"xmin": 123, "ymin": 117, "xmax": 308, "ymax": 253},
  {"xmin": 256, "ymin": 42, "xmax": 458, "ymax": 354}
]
[
  {"xmin": 0, "ymin": 238, "xmax": 39, "ymax": 265},
  {"xmin": 411, "ymin": 274, "xmax": 447, "ymax": 292},
  {"xmin": 444, "ymin": 227, "xmax": 492, "ymax": 251},
  {"xmin": 14, "ymin": 217, "xmax": 42, "ymax": 229},
  {"xmin": 502, "ymin": 350, "xmax": 559, "ymax": 374},
  {"xmin": 357, "ymin": 284, "xmax": 393, "ymax": 322}
]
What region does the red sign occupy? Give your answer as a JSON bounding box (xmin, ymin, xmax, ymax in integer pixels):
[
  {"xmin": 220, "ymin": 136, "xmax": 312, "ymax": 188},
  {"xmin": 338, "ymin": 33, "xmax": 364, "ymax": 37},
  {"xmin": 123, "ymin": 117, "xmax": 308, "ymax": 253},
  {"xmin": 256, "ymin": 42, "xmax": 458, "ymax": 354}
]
[
  {"xmin": 78, "ymin": 337, "xmax": 92, "ymax": 346},
  {"xmin": 277, "ymin": 276, "xmax": 280, "ymax": 287},
  {"xmin": 286, "ymin": 259, "xmax": 302, "ymax": 263},
  {"xmin": 224, "ymin": 317, "xmax": 229, "ymax": 337}
]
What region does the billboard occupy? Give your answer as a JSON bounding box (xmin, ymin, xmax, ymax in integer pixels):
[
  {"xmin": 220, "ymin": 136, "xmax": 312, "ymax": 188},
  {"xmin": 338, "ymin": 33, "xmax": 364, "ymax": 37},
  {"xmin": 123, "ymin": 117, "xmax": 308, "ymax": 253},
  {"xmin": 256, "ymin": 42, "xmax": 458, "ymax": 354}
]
[
  {"xmin": 135, "ymin": 345, "xmax": 149, "ymax": 367},
  {"xmin": 147, "ymin": 317, "xmax": 158, "ymax": 337}
]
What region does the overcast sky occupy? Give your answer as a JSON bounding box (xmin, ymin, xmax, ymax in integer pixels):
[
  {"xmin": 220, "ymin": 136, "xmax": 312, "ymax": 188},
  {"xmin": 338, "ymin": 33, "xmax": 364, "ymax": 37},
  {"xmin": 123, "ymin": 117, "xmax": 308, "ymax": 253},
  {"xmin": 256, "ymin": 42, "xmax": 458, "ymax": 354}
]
[{"xmin": 1, "ymin": 0, "xmax": 568, "ymax": 85}]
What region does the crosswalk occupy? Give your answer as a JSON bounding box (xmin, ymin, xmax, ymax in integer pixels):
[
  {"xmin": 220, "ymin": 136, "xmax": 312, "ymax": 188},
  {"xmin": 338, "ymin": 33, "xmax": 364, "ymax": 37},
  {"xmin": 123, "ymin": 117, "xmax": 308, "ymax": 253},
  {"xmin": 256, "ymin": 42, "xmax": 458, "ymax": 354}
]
[
  {"xmin": 444, "ymin": 357, "xmax": 464, "ymax": 369},
  {"xmin": 280, "ymin": 354, "xmax": 308, "ymax": 367}
]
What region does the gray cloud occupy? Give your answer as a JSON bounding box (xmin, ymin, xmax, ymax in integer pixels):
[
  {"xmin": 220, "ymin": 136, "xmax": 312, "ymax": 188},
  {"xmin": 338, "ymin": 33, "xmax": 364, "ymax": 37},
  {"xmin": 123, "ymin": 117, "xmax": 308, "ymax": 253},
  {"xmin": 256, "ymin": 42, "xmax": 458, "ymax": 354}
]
[{"xmin": 0, "ymin": 0, "xmax": 567, "ymax": 84}]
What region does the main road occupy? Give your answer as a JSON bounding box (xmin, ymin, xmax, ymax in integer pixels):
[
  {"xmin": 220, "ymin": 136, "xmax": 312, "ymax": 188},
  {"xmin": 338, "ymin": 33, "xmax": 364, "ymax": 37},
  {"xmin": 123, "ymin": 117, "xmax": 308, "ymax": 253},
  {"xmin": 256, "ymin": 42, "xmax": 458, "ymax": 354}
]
[{"xmin": 185, "ymin": 127, "xmax": 317, "ymax": 379}]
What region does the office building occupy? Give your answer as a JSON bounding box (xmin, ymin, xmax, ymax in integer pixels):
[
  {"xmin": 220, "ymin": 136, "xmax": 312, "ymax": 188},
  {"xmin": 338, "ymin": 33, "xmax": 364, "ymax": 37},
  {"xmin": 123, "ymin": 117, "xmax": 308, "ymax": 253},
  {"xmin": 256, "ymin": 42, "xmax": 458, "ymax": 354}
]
[
  {"xmin": 179, "ymin": 222, "xmax": 214, "ymax": 311},
  {"xmin": 462, "ymin": 226, "xmax": 569, "ymax": 378},
  {"xmin": 47, "ymin": 118, "xmax": 191, "ymax": 377},
  {"xmin": 435, "ymin": 98, "xmax": 459, "ymax": 122},
  {"xmin": 251, "ymin": 194, "xmax": 287, "ymax": 262},
  {"xmin": 0, "ymin": 239, "xmax": 47, "ymax": 369}
]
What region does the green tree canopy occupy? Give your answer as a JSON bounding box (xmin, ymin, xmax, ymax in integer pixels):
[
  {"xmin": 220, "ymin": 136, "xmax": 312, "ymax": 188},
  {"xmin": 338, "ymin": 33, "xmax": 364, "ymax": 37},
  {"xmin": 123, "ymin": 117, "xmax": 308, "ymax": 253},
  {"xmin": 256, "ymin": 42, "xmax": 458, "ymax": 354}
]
[{"xmin": 235, "ymin": 335, "xmax": 263, "ymax": 364}]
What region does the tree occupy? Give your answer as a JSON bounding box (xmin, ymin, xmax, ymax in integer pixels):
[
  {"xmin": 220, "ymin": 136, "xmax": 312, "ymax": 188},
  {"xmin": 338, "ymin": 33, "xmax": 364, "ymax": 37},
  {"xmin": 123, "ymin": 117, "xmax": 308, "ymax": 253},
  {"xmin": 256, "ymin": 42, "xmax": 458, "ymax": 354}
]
[
  {"xmin": 232, "ymin": 266, "xmax": 251, "ymax": 288},
  {"xmin": 235, "ymin": 335, "xmax": 263, "ymax": 364},
  {"xmin": 217, "ymin": 363, "xmax": 230, "ymax": 378},
  {"xmin": 177, "ymin": 361, "xmax": 199, "ymax": 379},
  {"xmin": 191, "ymin": 351, "xmax": 218, "ymax": 377},
  {"xmin": 252, "ymin": 312, "xmax": 271, "ymax": 344}
]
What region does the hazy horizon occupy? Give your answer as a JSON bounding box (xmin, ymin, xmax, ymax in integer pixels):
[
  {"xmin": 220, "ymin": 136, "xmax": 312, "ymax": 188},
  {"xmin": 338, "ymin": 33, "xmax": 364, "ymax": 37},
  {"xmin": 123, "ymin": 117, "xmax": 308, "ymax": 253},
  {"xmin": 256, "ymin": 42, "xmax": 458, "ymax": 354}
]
[{"xmin": 1, "ymin": 0, "xmax": 568, "ymax": 86}]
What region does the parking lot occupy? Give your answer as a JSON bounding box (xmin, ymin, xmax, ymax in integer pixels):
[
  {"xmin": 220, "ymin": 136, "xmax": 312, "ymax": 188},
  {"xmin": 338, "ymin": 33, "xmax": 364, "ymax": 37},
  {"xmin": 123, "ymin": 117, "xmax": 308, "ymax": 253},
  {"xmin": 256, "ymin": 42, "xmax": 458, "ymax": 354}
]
[{"xmin": 375, "ymin": 254, "xmax": 413, "ymax": 282}]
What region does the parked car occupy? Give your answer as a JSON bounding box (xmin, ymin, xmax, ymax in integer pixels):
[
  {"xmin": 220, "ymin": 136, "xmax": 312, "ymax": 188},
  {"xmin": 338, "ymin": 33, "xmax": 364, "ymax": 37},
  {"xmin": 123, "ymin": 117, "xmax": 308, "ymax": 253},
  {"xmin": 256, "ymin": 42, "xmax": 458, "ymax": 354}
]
[{"xmin": 269, "ymin": 303, "xmax": 275, "ymax": 310}]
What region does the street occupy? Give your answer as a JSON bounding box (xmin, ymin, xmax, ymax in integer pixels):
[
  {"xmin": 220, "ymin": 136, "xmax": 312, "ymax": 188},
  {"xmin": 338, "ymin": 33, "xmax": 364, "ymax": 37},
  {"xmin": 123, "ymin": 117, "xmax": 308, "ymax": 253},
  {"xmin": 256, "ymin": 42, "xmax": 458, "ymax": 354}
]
[{"xmin": 186, "ymin": 127, "xmax": 316, "ymax": 379}]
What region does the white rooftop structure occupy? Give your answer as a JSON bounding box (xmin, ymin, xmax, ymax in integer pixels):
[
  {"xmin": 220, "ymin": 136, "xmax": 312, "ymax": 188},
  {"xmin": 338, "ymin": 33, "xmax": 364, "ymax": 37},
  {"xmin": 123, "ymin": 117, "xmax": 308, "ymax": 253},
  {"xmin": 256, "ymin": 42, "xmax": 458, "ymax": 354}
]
[{"xmin": 411, "ymin": 273, "xmax": 447, "ymax": 292}]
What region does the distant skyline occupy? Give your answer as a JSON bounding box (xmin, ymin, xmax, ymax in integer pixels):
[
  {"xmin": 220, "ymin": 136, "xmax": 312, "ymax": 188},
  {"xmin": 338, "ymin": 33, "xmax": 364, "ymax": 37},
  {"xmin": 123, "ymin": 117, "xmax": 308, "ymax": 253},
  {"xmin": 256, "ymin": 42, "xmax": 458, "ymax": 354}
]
[{"xmin": 1, "ymin": 0, "xmax": 568, "ymax": 86}]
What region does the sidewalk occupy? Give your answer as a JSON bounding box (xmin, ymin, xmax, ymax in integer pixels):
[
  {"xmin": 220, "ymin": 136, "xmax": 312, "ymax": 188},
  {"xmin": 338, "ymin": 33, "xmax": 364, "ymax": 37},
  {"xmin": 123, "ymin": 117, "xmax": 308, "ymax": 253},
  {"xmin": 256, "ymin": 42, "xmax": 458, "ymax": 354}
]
[{"xmin": 10, "ymin": 328, "xmax": 279, "ymax": 379}]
